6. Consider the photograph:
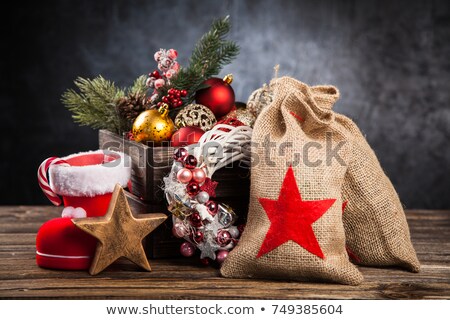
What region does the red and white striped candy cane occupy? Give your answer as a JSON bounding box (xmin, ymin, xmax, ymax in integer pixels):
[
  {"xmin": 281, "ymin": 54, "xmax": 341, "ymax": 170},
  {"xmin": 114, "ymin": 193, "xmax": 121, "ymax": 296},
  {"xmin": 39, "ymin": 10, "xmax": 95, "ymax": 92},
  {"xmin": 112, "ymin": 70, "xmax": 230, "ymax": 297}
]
[{"xmin": 37, "ymin": 157, "xmax": 69, "ymax": 206}]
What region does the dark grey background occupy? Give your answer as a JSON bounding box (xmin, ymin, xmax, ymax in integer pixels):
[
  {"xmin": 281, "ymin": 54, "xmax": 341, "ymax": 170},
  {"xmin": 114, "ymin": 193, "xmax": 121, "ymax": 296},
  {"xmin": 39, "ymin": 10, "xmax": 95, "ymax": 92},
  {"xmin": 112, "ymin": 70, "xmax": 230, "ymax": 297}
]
[{"xmin": 1, "ymin": 0, "xmax": 449, "ymax": 208}]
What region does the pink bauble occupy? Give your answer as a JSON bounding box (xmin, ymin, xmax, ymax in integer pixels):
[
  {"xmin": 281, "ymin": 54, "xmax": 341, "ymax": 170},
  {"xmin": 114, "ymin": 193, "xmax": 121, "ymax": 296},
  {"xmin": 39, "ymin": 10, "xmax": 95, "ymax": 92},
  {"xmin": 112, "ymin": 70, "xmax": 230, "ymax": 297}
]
[
  {"xmin": 177, "ymin": 168, "xmax": 192, "ymax": 183},
  {"xmin": 180, "ymin": 241, "xmax": 196, "ymax": 257},
  {"xmin": 192, "ymin": 168, "xmax": 206, "ymax": 183},
  {"xmin": 216, "ymin": 250, "xmax": 229, "ymax": 264},
  {"xmin": 172, "ymin": 222, "xmax": 189, "ymax": 238}
]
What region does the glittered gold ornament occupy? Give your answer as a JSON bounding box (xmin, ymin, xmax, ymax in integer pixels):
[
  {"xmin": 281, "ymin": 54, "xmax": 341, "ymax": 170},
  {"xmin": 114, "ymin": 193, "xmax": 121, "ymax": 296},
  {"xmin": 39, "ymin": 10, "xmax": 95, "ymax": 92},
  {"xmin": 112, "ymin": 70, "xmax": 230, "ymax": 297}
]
[
  {"xmin": 247, "ymin": 83, "xmax": 274, "ymax": 118},
  {"xmin": 235, "ymin": 107, "xmax": 256, "ymax": 127},
  {"xmin": 222, "ymin": 102, "xmax": 256, "ymax": 127},
  {"xmin": 175, "ymin": 103, "xmax": 217, "ymax": 131},
  {"xmin": 132, "ymin": 103, "xmax": 175, "ymax": 143}
]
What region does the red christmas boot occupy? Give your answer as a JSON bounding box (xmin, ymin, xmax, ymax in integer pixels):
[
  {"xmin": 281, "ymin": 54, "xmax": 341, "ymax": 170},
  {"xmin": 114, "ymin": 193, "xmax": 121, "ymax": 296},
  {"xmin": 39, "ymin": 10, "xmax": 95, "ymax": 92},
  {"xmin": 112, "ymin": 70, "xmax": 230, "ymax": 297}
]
[{"xmin": 36, "ymin": 150, "xmax": 131, "ymax": 270}]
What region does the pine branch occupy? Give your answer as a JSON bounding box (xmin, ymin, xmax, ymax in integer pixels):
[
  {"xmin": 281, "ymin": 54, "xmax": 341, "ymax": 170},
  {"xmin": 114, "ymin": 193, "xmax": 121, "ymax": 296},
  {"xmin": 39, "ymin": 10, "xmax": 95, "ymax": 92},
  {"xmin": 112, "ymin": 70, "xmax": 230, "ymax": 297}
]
[
  {"xmin": 62, "ymin": 16, "xmax": 240, "ymax": 133},
  {"xmin": 61, "ymin": 76, "xmax": 125, "ymax": 134},
  {"xmin": 129, "ymin": 75, "xmax": 148, "ymax": 95},
  {"xmin": 159, "ymin": 16, "xmax": 239, "ymax": 105}
]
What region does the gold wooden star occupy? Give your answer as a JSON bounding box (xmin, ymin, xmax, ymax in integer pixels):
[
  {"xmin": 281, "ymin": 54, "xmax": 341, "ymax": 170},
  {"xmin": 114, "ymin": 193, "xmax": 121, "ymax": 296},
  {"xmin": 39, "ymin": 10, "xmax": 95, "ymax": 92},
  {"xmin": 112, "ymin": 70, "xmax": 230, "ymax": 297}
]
[{"xmin": 73, "ymin": 184, "xmax": 166, "ymax": 275}]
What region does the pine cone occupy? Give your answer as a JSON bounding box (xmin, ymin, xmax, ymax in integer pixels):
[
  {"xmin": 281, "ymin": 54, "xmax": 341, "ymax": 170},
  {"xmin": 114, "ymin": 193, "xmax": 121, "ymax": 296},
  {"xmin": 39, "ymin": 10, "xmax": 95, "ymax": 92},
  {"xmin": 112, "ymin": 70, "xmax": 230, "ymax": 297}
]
[{"xmin": 116, "ymin": 92, "xmax": 150, "ymax": 130}]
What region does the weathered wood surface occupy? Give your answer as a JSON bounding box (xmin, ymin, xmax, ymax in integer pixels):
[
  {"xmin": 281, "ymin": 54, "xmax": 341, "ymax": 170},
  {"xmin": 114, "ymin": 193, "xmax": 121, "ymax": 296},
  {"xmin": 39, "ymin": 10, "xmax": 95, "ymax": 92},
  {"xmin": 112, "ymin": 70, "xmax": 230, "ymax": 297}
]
[{"xmin": 0, "ymin": 206, "xmax": 448, "ymax": 299}]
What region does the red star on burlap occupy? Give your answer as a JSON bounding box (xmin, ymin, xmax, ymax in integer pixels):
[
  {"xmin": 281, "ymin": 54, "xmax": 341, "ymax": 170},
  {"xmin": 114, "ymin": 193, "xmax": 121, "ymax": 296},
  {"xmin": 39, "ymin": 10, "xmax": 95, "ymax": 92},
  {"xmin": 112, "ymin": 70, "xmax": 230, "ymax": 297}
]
[{"xmin": 256, "ymin": 166, "xmax": 336, "ymax": 259}]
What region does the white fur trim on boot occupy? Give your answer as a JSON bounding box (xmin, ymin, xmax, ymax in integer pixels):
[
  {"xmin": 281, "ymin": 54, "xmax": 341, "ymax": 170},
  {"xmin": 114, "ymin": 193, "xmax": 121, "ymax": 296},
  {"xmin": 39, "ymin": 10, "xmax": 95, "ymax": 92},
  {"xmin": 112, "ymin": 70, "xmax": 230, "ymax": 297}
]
[{"xmin": 49, "ymin": 150, "xmax": 131, "ymax": 197}]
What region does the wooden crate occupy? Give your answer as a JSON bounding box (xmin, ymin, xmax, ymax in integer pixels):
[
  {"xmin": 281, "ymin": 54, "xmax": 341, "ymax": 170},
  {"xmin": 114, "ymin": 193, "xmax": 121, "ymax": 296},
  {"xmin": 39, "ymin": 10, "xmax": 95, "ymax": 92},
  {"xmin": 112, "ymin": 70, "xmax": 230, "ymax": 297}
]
[
  {"xmin": 99, "ymin": 129, "xmax": 171, "ymax": 203},
  {"xmin": 100, "ymin": 129, "xmax": 250, "ymax": 258},
  {"xmin": 125, "ymin": 190, "xmax": 179, "ymax": 258},
  {"xmin": 99, "ymin": 129, "xmax": 250, "ymax": 203}
]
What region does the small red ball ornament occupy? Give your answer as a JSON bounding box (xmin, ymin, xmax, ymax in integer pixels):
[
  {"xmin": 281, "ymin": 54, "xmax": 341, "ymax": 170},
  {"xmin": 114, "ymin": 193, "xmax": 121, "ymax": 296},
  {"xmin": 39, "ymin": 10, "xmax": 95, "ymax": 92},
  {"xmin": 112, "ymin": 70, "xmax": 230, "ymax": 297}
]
[
  {"xmin": 195, "ymin": 74, "xmax": 235, "ymax": 118},
  {"xmin": 189, "ymin": 211, "xmax": 203, "ymax": 228},
  {"xmin": 184, "ymin": 155, "xmax": 198, "ymax": 169},
  {"xmin": 206, "ymin": 200, "xmax": 218, "ymax": 215},
  {"xmin": 191, "ymin": 230, "xmax": 204, "ymax": 243},
  {"xmin": 216, "ymin": 230, "xmax": 232, "ymax": 246},
  {"xmin": 186, "ymin": 182, "xmax": 200, "ymax": 196},
  {"xmin": 171, "ymin": 126, "xmax": 205, "ymax": 147},
  {"xmin": 173, "ymin": 147, "xmax": 188, "ymax": 161},
  {"xmin": 216, "ymin": 250, "xmax": 229, "ymax": 264}
]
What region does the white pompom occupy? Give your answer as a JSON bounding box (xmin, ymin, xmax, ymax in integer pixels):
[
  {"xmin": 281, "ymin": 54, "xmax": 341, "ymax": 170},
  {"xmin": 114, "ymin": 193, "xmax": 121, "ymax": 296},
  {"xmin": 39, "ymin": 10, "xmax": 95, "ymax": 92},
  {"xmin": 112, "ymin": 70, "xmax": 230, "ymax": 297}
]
[
  {"xmin": 72, "ymin": 207, "xmax": 87, "ymax": 218},
  {"xmin": 61, "ymin": 206, "xmax": 75, "ymax": 218}
]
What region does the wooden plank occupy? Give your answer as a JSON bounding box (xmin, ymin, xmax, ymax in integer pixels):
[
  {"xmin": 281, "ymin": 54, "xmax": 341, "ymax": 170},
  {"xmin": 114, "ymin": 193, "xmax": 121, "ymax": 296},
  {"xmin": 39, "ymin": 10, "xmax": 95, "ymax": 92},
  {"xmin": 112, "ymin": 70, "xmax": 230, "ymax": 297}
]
[{"xmin": 0, "ymin": 207, "xmax": 449, "ymax": 299}]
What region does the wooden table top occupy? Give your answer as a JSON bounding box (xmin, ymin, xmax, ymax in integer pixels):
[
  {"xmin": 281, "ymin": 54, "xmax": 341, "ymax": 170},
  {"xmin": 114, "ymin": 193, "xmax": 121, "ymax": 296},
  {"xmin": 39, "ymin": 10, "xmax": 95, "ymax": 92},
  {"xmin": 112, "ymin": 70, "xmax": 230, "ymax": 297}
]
[{"xmin": 0, "ymin": 206, "xmax": 448, "ymax": 299}]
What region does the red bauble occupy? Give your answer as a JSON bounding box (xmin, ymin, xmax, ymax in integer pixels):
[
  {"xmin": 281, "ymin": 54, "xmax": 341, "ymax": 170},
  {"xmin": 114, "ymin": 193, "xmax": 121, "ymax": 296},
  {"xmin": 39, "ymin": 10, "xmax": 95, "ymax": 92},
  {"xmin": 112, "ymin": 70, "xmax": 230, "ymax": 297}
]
[
  {"xmin": 189, "ymin": 211, "xmax": 203, "ymax": 228},
  {"xmin": 186, "ymin": 181, "xmax": 200, "ymax": 196},
  {"xmin": 171, "ymin": 126, "xmax": 205, "ymax": 147},
  {"xmin": 195, "ymin": 77, "xmax": 235, "ymax": 118},
  {"xmin": 191, "ymin": 230, "xmax": 204, "ymax": 243},
  {"xmin": 184, "ymin": 155, "xmax": 198, "ymax": 169}
]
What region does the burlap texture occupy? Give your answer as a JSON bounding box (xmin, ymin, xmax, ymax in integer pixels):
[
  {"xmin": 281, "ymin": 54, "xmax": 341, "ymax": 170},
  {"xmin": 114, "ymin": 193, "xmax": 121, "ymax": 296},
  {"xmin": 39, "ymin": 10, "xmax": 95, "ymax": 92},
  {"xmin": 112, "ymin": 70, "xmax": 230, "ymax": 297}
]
[
  {"xmin": 221, "ymin": 77, "xmax": 420, "ymax": 283},
  {"xmin": 336, "ymin": 117, "xmax": 420, "ymax": 272},
  {"xmin": 311, "ymin": 85, "xmax": 419, "ymax": 272},
  {"xmin": 221, "ymin": 77, "xmax": 364, "ymax": 285}
]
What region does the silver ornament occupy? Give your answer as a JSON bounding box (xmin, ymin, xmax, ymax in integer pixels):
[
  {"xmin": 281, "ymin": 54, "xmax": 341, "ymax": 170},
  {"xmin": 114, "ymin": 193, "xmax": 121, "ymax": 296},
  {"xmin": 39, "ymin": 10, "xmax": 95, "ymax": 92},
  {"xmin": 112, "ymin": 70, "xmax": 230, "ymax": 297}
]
[
  {"xmin": 172, "ymin": 161, "xmax": 184, "ymax": 173},
  {"xmin": 196, "ymin": 191, "xmax": 210, "ymax": 204},
  {"xmin": 175, "ymin": 103, "xmax": 217, "ymax": 131},
  {"xmin": 218, "ymin": 203, "xmax": 237, "ymax": 228},
  {"xmin": 228, "ymin": 226, "xmax": 240, "ymax": 238}
]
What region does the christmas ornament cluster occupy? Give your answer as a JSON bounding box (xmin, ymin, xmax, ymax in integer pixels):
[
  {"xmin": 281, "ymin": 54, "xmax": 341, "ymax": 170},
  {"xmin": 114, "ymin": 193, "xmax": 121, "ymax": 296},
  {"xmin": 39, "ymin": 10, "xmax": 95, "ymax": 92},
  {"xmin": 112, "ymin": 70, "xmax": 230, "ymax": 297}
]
[
  {"xmin": 164, "ymin": 123, "xmax": 252, "ymax": 265},
  {"xmin": 62, "ymin": 16, "xmax": 255, "ymax": 148},
  {"xmin": 130, "ymin": 69, "xmax": 246, "ymax": 147},
  {"xmin": 61, "ymin": 16, "xmax": 256, "ymax": 266},
  {"xmin": 49, "ymin": 16, "xmax": 420, "ymax": 285},
  {"xmin": 168, "ymin": 146, "xmax": 240, "ymax": 265}
]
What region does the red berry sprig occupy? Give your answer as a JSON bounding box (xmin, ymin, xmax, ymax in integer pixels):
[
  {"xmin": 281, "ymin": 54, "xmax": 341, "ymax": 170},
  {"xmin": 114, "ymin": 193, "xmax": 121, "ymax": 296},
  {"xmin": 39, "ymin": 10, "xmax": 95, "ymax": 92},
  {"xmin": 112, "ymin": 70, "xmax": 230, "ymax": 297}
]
[{"xmin": 157, "ymin": 88, "xmax": 188, "ymax": 109}]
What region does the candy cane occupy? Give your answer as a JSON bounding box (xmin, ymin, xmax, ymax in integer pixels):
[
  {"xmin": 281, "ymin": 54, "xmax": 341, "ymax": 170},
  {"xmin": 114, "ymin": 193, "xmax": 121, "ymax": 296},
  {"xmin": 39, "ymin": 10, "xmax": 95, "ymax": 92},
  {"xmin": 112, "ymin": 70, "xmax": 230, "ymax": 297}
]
[{"xmin": 37, "ymin": 157, "xmax": 69, "ymax": 206}]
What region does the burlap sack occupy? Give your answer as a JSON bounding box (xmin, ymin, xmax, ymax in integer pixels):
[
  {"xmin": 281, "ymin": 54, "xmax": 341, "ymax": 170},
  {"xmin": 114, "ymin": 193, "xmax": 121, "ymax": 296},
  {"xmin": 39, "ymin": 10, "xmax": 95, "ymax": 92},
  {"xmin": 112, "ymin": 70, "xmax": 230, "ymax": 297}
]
[
  {"xmin": 336, "ymin": 120, "xmax": 421, "ymax": 272},
  {"xmin": 221, "ymin": 77, "xmax": 420, "ymax": 282},
  {"xmin": 308, "ymin": 82, "xmax": 420, "ymax": 272},
  {"xmin": 221, "ymin": 77, "xmax": 364, "ymax": 285}
]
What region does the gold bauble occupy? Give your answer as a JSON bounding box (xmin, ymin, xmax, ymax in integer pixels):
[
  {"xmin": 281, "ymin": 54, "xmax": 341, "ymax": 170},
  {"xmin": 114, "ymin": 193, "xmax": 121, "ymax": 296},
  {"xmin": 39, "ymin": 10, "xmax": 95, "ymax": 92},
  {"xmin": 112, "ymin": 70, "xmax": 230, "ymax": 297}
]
[
  {"xmin": 235, "ymin": 108, "xmax": 256, "ymax": 127},
  {"xmin": 222, "ymin": 102, "xmax": 256, "ymax": 127},
  {"xmin": 132, "ymin": 104, "xmax": 175, "ymax": 143},
  {"xmin": 175, "ymin": 103, "xmax": 217, "ymax": 131},
  {"xmin": 246, "ymin": 83, "xmax": 274, "ymax": 118}
]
